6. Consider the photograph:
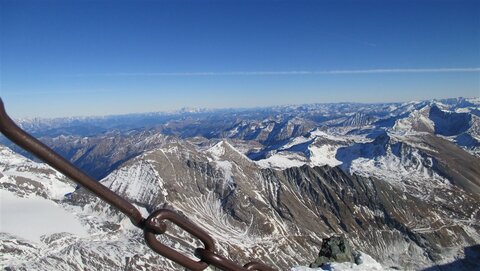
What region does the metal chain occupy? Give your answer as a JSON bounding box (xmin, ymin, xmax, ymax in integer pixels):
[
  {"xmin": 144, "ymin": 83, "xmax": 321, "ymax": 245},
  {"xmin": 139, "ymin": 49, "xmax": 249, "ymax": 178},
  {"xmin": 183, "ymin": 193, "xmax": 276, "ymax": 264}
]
[{"xmin": 0, "ymin": 98, "xmax": 278, "ymax": 271}]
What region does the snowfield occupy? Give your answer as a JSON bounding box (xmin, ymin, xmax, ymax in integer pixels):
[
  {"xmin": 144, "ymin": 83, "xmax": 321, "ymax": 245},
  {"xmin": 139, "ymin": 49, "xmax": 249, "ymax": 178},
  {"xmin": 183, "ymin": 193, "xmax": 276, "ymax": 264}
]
[
  {"xmin": 291, "ymin": 253, "xmax": 386, "ymax": 271},
  {"xmin": 0, "ymin": 190, "xmax": 89, "ymax": 243}
]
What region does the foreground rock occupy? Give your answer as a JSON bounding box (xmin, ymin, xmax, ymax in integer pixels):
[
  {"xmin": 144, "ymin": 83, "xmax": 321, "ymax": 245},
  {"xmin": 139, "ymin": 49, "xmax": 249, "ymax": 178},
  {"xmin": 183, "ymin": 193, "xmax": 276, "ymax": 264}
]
[{"xmin": 310, "ymin": 236, "xmax": 355, "ymax": 268}]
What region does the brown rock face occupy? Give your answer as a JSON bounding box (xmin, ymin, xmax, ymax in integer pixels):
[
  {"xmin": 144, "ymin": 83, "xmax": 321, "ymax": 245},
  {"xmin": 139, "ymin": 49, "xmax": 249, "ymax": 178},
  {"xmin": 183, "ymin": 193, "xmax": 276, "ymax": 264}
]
[{"xmin": 65, "ymin": 140, "xmax": 478, "ymax": 270}]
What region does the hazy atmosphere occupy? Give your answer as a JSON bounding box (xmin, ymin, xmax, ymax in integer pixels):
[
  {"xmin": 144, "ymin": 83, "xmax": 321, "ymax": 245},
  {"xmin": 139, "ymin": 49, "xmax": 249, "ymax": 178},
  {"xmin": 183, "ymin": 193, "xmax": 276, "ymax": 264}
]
[{"xmin": 1, "ymin": 0, "xmax": 479, "ymax": 118}]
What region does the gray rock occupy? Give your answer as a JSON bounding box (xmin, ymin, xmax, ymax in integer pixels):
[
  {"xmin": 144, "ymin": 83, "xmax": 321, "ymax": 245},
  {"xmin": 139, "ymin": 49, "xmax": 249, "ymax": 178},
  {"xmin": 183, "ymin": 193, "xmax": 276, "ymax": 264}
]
[{"xmin": 310, "ymin": 236, "xmax": 354, "ymax": 268}]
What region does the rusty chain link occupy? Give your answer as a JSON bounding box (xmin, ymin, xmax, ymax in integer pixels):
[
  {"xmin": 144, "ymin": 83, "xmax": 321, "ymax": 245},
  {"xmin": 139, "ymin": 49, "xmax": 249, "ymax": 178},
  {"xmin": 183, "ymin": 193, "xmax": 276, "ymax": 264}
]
[{"xmin": 0, "ymin": 98, "xmax": 278, "ymax": 271}]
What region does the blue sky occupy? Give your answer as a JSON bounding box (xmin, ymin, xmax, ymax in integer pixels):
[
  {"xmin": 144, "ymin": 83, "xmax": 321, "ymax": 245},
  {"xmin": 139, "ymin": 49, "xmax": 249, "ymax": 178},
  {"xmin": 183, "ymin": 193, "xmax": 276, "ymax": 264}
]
[{"xmin": 1, "ymin": 0, "xmax": 479, "ymax": 118}]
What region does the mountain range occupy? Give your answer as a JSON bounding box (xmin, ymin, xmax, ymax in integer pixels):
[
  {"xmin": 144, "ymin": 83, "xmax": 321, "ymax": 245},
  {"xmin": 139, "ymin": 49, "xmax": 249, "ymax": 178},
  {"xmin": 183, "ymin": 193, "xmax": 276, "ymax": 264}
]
[{"xmin": 1, "ymin": 97, "xmax": 479, "ymax": 270}]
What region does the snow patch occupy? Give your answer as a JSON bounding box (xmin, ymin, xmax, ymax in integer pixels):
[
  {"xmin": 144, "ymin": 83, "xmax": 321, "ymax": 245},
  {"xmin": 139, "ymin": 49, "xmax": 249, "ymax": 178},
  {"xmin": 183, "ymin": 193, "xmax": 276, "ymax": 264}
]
[
  {"xmin": 309, "ymin": 144, "xmax": 342, "ymax": 167},
  {"xmin": 290, "ymin": 253, "xmax": 386, "ymax": 271},
  {"xmin": 0, "ymin": 190, "xmax": 89, "ymax": 243},
  {"xmin": 256, "ymin": 152, "xmax": 307, "ymax": 169}
]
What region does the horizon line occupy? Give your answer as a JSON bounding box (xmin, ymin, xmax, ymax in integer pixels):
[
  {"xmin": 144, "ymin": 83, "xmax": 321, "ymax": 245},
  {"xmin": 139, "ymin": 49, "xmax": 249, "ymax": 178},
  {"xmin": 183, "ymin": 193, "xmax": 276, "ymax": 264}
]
[{"xmin": 10, "ymin": 96, "xmax": 479, "ymax": 120}]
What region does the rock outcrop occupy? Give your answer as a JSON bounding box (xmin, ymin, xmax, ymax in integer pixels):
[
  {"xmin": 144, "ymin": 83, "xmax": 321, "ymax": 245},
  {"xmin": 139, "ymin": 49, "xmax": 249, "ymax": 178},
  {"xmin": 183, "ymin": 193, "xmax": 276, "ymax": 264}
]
[{"xmin": 310, "ymin": 236, "xmax": 354, "ymax": 268}]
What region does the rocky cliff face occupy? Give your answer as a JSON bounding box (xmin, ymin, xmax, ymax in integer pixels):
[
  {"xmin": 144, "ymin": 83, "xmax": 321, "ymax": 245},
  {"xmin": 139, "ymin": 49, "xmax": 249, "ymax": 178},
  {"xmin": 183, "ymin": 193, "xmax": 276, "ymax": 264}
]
[{"xmin": 32, "ymin": 140, "xmax": 476, "ymax": 270}]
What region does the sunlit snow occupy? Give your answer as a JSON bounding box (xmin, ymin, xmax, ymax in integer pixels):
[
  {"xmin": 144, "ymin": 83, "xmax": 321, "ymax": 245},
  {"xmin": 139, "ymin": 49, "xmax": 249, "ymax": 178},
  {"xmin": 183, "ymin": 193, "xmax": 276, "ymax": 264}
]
[
  {"xmin": 0, "ymin": 190, "xmax": 89, "ymax": 243},
  {"xmin": 290, "ymin": 253, "xmax": 386, "ymax": 271}
]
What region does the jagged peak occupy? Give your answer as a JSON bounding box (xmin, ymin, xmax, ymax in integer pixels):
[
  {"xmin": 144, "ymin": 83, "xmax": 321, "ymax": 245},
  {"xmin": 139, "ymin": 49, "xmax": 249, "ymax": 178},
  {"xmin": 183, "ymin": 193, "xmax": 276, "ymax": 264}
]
[
  {"xmin": 207, "ymin": 140, "xmax": 252, "ymax": 163},
  {"xmin": 392, "ymin": 105, "xmax": 434, "ymax": 134}
]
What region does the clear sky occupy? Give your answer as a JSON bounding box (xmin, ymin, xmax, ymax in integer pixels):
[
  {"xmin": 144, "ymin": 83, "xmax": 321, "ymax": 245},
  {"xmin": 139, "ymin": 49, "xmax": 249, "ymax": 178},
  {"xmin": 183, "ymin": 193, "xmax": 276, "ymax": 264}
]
[{"xmin": 1, "ymin": 0, "xmax": 479, "ymax": 118}]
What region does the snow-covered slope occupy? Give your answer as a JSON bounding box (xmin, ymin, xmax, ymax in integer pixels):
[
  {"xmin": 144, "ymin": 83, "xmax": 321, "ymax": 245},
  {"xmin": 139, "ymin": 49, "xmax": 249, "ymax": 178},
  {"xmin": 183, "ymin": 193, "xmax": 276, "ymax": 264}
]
[
  {"xmin": 0, "ymin": 145, "xmax": 74, "ymax": 199},
  {"xmin": 254, "ymin": 129, "xmax": 366, "ymax": 170},
  {"xmin": 291, "ymin": 252, "xmax": 386, "ymax": 271},
  {"xmin": 0, "ymin": 144, "xmax": 190, "ymax": 271},
  {"xmin": 392, "ymin": 103, "xmax": 480, "ymax": 156},
  {"xmin": 0, "ymin": 190, "xmax": 88, "ymax": 243},
  {"xmin": 393, "ymin": 105, "xmax": 435, "ymax": 133}
]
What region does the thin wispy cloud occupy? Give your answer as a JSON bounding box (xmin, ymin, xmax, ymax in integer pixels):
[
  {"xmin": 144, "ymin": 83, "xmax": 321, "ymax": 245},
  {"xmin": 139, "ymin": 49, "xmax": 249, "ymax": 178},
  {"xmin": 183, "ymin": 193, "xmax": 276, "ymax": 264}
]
[
  {"xmin": 2, "ymin": 88, "xmax": 117, "ymax": 96},
  {"xmin": 79, "ymin": 67, "xmax": 480, "ymax": 77}
]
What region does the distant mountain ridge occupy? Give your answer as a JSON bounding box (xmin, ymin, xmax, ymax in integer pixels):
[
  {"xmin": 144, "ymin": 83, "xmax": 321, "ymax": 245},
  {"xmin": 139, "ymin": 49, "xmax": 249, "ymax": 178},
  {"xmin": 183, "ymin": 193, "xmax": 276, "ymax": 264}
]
[
  {"xmin": 3, "ymin": 97, "xmax": 478, "ymax": 178},
  {"xmin": 9, "ymin": 97, "xmax": 478, "ymax": 137}
]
